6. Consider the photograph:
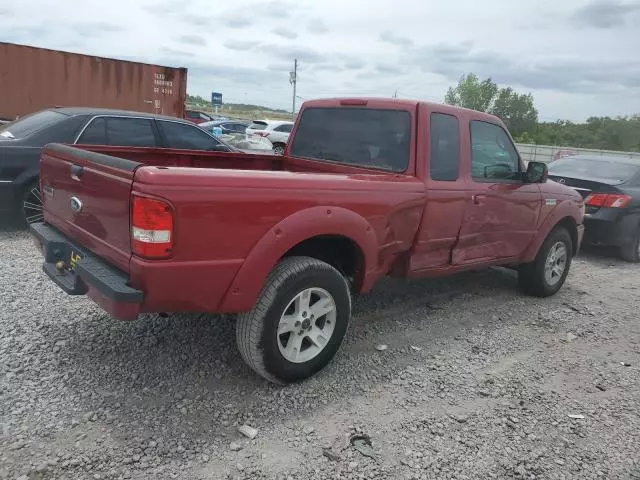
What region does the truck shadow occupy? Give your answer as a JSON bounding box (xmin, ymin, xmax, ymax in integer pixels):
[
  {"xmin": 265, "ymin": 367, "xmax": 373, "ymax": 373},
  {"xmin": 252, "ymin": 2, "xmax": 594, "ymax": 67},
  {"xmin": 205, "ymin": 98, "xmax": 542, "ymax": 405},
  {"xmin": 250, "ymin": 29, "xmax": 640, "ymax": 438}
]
[
  {"xmin": 54, "ymin": 266, "xmax": 522, "ymax": 436},
  {"xmin": 0, "ymin": 213, "xmax": 24, "ymax": 234}
]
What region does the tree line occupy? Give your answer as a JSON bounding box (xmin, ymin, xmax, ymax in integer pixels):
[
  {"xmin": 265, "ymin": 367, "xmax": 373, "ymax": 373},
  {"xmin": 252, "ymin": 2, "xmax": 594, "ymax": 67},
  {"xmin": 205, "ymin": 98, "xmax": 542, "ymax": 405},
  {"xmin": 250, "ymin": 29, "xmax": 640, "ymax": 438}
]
[{"xmin": 444, "ymin": 73, "xmax": 640, "ymax": 152}]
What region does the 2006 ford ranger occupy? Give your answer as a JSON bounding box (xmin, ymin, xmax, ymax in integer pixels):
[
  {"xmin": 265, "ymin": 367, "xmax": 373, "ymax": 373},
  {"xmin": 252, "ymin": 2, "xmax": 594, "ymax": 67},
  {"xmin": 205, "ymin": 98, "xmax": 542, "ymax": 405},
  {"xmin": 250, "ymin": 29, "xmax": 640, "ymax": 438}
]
[{"xmin": 30, "ymin": 98, "xmax": 585, "ymax": 384}]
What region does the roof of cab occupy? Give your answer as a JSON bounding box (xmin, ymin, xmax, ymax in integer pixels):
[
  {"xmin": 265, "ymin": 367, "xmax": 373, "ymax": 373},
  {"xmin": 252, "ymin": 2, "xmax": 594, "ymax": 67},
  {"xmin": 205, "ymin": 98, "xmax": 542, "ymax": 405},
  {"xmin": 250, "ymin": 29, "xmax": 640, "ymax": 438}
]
[{"xmin": 299, "ymin": 97, "xmax": 502, "ymax": 124}]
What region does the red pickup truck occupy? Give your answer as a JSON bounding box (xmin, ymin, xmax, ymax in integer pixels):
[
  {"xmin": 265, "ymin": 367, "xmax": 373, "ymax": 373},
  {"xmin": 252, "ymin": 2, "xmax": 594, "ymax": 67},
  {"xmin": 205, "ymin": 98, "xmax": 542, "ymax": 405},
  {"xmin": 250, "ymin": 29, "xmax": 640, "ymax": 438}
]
[{"xmin": 31, "ymin": 98, "xmax": 585, "ymax": 384}]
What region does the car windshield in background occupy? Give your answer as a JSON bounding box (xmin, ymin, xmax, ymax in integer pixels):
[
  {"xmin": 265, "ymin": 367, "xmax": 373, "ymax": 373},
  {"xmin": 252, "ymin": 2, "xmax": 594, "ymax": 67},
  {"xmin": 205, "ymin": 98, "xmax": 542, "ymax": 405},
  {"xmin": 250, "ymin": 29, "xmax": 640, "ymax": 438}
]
[
  {"xmin": 0, "ymin": 110, "xmax": 68, "ymax": 139},
  {"xmin": 290, "ymin": 107, "xmax": 411, "ymax": 172},
  {"xmin": 549, "ymin": 157, "xmax": 640, "ymax": 183},
  {"xmin": 249, "ymin": 121, "xmax": 268, "ymax": 130}
]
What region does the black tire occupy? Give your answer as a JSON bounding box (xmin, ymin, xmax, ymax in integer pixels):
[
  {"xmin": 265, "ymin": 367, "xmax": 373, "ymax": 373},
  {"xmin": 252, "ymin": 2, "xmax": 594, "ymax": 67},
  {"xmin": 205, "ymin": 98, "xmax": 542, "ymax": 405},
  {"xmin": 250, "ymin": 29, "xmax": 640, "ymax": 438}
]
[
  {"xmin": 236, "ymin": 256, "xmax": 351, "ymax": 384},
  {"xmin": 272, "ymin": 143, "xmax": 285, "ymax": 155},
  {"xmin": 619, "ymin": 227, "xmax": 640, "ymax": 263},
  {"xmin": 20, "ymin": 180, "xmax": 43, "ymax": 225},
  {"xmin": 519, "ymin": 227, "xmax": 573, "ymax": 297}
]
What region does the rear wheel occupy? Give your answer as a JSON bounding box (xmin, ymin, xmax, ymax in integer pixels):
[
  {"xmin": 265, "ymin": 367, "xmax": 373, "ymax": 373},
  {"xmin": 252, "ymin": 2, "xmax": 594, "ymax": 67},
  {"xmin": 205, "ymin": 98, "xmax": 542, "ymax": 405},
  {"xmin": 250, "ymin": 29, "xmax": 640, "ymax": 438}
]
[
  {"xmin": 273, "ymin": 143, "xmax": 285, "ymax": 155},
  {"xmin": 236, "ymin": 256, "xmax": 351, "ymax": 384},
  {"xmin": 519, "ymin": 227, "xmax": 573, "ymax": 297},
  {"xmin": 21, "ymin": 181, "xmax": 43, "ymax": 225},
  {"xmin": 619, "ymin": 226, "xmax": 640, "ymax": 263}
]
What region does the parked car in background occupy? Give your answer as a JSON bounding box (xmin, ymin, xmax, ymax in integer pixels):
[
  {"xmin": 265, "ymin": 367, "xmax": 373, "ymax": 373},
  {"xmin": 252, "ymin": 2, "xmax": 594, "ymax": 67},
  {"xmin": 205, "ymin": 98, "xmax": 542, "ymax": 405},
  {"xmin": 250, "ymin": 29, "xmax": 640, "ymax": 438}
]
[
  {"xmin": 200, "ymin": 120, "xmax": 249, "ymax": 135},
  {"xmin": 548, "ymin": 155, "xmax": 640, "ymax": 262},
  {"xmin": 30, "ymin": 97, "xmax": 583, "ymax": 384},
  {"xmin": 185, "ymin": 109, "xmax": 215, "ymax": 124},
  {"xmin": 0, "ymin": 107, "xmax": 235, "ymax": 224},
  {"xmin": 246, "ymin": 120, "xmax": 294, "ymax": 154}
]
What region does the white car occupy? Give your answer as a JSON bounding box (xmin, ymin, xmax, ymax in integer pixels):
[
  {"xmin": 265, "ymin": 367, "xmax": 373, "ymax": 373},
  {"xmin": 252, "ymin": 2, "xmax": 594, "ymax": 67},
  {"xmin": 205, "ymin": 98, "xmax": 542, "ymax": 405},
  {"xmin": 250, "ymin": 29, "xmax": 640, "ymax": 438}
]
[{"xmin": 246, "ymin": 120, "xmax": 294, "ymax": 155}]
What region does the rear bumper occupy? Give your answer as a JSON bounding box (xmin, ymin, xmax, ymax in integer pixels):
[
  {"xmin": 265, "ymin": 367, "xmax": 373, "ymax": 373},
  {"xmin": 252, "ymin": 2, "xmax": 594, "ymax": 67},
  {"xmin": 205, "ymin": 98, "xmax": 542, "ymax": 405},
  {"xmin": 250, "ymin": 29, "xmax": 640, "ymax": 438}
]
[
  {"xmin": 583, "ymin": 211, "xmax": 639, "ymax": 248},
  {"xmin": 30, "ymin": 222, "xmax": 143, "ymax": 320}
]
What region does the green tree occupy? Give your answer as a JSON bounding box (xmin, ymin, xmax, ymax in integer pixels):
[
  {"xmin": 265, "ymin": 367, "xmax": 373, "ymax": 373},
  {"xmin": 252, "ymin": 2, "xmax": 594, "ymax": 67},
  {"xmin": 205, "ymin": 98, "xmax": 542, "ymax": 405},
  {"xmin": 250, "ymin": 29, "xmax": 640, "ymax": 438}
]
[
  {"xmin": 444, "ymin": 73, "xmax": 498, "ymax": 112},
  {"xmin": 490, "ymin": 88, "xmax": 538, "ymax": 137},
  {"xmin": 444, "ymin": 73, "xmax": 538, "ymax": 137}
]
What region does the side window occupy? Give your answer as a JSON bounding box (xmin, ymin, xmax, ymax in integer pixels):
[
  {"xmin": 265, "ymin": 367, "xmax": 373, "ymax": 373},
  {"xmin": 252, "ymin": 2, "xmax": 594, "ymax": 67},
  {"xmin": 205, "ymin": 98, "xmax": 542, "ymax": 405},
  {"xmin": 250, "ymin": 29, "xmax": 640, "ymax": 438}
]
[
  {"xmin": 159, "ymin": 121, "xmax": 222, "ymax": 150},
  {"xmin": 77, "ymin": 118, "xmax": 107, "ymax": 144},
  {"xmin": 275, "ymin": 123, "xmax": 293, "ymax": 133},
  {"xmin": 470, "ymin": 121, "xmax": 520, "ymax": 180},
  {"xmin": 106, "ymin": 118, "xmax": 157, "ymax": 147},
  {"xmin": 429, "ymin": 113, "xmax": 459, "ymax": 181},
  {"xmin": 186, "ymin": 111, "xmax": 199, "ymax": 119}
]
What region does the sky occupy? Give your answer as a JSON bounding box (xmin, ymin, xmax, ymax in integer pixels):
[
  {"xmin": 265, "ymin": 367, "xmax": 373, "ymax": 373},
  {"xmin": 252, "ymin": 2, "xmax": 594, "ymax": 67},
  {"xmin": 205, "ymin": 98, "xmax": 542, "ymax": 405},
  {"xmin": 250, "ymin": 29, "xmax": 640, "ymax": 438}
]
[{"xmin": 1, "ymin": 0, "xmax": 639, "ymax": 122}]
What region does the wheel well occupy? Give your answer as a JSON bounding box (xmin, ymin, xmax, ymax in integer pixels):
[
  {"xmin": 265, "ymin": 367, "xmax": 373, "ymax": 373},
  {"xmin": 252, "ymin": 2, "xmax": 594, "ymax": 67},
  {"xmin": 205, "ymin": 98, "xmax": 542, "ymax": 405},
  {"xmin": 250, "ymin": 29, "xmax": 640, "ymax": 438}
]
[
  {"xmin": 281, "ymin": 235, "xmax": 364, "ymax": 289},
  {"xmin": 556, "ymin": 216, "xmax": 578, "ymax": 256}
]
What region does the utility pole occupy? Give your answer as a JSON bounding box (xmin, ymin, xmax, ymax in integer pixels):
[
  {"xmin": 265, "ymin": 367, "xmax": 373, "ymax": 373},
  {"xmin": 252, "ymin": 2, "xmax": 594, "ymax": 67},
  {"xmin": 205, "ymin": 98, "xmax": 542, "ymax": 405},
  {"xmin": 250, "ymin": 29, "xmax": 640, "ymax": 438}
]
[
  {"xmin": 290, "ymin": 58, "xmax": 298, "ymax": 120},
  {"xmin": 393, "ymin": 89, "xmax": 398, "ymax": 99}
]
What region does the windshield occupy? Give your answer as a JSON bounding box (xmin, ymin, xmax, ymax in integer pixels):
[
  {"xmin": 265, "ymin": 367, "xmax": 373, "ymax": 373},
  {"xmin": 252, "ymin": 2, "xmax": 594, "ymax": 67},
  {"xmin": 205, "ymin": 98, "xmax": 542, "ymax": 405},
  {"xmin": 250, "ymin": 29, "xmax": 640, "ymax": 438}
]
[
  {"xmin": 290, "ymin": 107, "xmax": 411, "ymax": 172},
  {"xmin": 0, "ymin": 110, "xmax": 68, "ymax": 139},
  {"xmin": 549, "ymin": 157, "xmax": 639, "ymax": 183}
]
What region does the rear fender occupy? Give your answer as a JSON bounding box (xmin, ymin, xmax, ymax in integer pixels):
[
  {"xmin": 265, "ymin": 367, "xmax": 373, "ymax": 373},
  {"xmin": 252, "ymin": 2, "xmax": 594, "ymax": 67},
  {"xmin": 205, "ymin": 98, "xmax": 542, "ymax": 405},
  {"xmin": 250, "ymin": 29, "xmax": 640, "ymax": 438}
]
[
  {"xmin": 521, "ymin": 199, "xmax": 581, "ymax": 262},
  {"xmin": 218, "ymin": 206, "xmax": 378, "ymax": 312}
]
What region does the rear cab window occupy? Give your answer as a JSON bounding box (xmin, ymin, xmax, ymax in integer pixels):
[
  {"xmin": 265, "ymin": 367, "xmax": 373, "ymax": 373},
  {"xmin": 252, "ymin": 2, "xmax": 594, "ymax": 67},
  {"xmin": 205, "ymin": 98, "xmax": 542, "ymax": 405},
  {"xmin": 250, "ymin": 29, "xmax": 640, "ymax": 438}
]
[
  {"xmin": 0, "ymin": 110, "xmax": 68, "ymax": 139},
  {"xmin": 289, "ymin": 107, "xmax": 411, "ymax": 172},
  {"xmin": 429, "ymin": 113, "xmax": 460, "ymax": 181}
]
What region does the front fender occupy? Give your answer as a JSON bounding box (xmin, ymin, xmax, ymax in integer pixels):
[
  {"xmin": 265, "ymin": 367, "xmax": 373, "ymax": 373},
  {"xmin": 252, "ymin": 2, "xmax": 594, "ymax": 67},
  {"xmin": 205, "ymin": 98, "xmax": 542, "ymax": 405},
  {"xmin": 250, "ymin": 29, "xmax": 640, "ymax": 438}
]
[
  {"xmin": 521, "ymin": 198, "xmax": 582, "ymax": 262},
  {"xmin": 218, "ymin": 206, "xmax": 379, "ymax": 312}
]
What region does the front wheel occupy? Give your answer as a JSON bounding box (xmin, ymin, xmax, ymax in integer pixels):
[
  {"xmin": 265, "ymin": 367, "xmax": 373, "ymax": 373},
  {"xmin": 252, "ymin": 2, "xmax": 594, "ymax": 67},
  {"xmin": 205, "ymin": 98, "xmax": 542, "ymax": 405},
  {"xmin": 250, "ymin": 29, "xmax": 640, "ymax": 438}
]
[
  {"xmin": 519, "ymin": 227, "xmax": 573, "ymax": 297},
  {"xmin": 236, "ymin": 256, "xmax": 351, "ymax": 384}
]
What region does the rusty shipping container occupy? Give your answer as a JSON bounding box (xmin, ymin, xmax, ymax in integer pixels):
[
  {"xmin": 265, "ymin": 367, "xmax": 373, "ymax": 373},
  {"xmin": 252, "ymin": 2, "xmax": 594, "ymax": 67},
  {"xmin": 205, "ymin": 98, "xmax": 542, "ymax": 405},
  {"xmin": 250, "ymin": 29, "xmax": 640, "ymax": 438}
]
[{"xmin": 0, "ymin": 42, "xmax": 187, "ymax": 121}]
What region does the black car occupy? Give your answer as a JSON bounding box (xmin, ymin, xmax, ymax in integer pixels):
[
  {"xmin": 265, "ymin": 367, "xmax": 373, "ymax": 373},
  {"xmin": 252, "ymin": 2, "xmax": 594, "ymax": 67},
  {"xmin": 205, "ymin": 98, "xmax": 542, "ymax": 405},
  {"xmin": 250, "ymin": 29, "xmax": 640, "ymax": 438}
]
[
  {"xmin": 548, "ymin": 154, "xmax": 640, "ymax": 262},
  {"xmin": 0, "ymin": 107, "xmax": 235, "ymax": 224}
]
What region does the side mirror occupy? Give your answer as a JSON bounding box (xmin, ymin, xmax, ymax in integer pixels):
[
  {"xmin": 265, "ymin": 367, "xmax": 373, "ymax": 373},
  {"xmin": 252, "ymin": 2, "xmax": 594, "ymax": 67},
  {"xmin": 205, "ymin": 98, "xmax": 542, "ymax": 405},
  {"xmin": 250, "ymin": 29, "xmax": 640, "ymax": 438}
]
[{"xmin": 525, "ymin": 161, "xmax": 548, "ymax": 183}]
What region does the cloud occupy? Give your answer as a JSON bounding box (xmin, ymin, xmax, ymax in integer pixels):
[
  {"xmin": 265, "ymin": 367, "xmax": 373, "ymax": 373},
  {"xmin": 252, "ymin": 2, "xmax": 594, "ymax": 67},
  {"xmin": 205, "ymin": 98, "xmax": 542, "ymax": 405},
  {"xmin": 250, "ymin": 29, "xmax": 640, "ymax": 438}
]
[
  {"xmin": 307, "ymin": 19, "xmax": 328, "ymax": 34},
  {"xmin": 223, "ymin": 40, "xmax": 260, "ymax": 51},
  {"xmin": 178, "ymin": 34, "xmax": 207, "ymax": 46},
  {"xmin": 259, "ymin": 44, "xmax": 327, "ymax": 63},
  {"xmin": 379, "ymin": 31, "xmax": 413, "ymax": 47},
  {"xmin": 409, "ymin": 42, "xmax": 640, "ymax": 94},
  {"xmin": 571, "ymin": 0, "xmax": 640, "ymax": 28},
  {"xmin": 225, "ymin": 15, "xmax": 252, "ymax": 28},
  {"xmin": 344, "ymin": 59, "xmax": 366, "ymax": 70},
  {"xmin": 272, "ymin": 27, "xmax": 298, "ymax": 39},
  {"xmin": 72, "ymin": 22, "xmax": 123, "ymax": 37},
  {"xmin": 142, "ymin": 1, "xmax": 181, "ymax": 15},
  {"xmin": 159, "ymin": 47, "xmax": 195, "ymax": 58},
  {"xmin": 183, "ymin": 14, "xmax": 214, "ymax": 27},
  {"xmin": 376, "ymin": 63, "xmax": 403, "ymax": 74},
  {"xmin": 250, "ymin": 1, "xmax": 296, "ymax": 18}
]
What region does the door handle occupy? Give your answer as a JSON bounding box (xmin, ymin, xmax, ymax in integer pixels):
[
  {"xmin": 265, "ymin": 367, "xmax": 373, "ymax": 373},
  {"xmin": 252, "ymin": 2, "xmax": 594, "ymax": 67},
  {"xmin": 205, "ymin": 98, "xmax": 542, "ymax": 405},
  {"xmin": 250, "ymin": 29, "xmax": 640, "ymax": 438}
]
[
  {"xmin": 472, "ymin": 194, "xmax": 482, "ymax": 205},
  {"xmin": 70, "ymin": 164, "xmax": 83, "ymax": 181}
]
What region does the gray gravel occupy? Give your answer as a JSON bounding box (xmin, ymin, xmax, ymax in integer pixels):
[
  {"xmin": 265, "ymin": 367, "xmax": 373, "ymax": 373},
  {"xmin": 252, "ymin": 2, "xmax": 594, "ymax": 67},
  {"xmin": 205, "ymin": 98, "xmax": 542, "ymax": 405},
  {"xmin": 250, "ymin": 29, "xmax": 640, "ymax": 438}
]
[{"xmin": 1, "ymin": 218, "xmax": 640, "ymax": 480}]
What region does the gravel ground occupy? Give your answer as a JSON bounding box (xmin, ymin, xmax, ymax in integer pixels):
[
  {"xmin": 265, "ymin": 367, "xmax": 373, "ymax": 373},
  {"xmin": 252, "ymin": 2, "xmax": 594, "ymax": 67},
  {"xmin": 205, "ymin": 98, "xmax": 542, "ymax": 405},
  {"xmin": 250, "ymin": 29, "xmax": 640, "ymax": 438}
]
[{"xmin": 1, "ymin": 218, "xmax": 639, "ymax": 480}]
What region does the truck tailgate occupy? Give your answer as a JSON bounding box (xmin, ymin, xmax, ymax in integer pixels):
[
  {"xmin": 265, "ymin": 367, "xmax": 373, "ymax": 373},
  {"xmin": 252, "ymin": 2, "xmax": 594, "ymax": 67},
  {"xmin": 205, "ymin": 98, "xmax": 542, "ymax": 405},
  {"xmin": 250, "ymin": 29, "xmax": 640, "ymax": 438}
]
[{"xmin": 40, "ymin": 143, "xmax": 140, "ymax": 272}]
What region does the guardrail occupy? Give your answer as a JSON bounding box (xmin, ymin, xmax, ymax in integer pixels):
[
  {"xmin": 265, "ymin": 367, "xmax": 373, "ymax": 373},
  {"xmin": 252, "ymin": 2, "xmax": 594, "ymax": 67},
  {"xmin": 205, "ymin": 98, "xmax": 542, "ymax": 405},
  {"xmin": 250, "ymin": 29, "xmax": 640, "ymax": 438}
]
[{"xmin": 515, "ymin": 143, "xmax": 640, "ymax": 163}]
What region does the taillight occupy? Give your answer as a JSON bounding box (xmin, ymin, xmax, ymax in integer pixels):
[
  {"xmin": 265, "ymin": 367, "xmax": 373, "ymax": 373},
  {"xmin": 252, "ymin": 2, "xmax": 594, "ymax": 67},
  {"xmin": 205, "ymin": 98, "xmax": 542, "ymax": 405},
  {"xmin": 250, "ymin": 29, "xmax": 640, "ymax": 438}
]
[
  {"xmin": 585, "ymin": 193, "xmax": 632, "ymax": 208},
  {"xmin": 131, "ymin": 195, "xmax": 174, "ymax": 258},
  {"xmin": 253, "ymin": 131, "xmax": 269, "ymax": 137}
]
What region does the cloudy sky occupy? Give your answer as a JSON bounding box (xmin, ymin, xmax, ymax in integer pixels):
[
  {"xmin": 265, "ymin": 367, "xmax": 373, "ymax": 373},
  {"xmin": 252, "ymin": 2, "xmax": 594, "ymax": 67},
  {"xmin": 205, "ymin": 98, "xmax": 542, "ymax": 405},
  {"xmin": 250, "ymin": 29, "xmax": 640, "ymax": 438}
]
[{"xmin": 1, "ymin": 0, "xmax": 639, "ymax": 121}]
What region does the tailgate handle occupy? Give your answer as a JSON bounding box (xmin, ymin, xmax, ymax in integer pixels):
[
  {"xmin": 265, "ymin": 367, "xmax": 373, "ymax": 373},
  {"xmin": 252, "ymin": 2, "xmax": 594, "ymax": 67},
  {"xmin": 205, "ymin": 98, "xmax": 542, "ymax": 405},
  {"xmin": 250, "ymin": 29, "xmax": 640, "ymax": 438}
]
[{"xmin": 70, "ymin": 164, "xmax": 84, "ymax": 181}]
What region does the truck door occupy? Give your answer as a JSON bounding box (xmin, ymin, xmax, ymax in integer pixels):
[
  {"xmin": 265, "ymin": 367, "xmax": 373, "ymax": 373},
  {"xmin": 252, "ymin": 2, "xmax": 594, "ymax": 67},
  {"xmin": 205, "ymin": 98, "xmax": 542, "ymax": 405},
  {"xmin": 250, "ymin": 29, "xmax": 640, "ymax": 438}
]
[
  {"xmin": 452, "ymin": 120, "xmax": 541, "ymax": 264},
  {"xmin": 409, "ymin": 111, "xmax": 468, "ymax": 271}
]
